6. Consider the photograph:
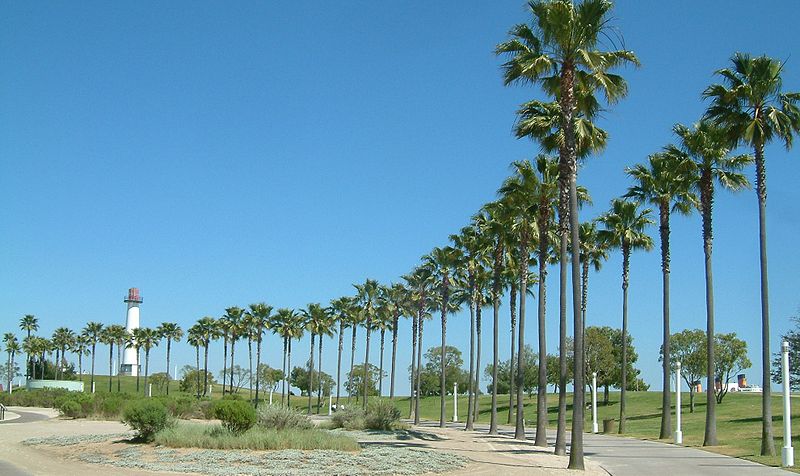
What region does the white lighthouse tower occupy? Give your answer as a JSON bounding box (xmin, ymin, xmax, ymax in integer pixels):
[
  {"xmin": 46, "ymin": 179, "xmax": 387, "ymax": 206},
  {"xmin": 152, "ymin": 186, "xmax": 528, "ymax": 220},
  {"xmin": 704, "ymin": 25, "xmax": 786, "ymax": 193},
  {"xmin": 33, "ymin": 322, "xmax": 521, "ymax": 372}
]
[{"xmin": 120, "ymin": 288, "xmax": 142, "ymax": 376}]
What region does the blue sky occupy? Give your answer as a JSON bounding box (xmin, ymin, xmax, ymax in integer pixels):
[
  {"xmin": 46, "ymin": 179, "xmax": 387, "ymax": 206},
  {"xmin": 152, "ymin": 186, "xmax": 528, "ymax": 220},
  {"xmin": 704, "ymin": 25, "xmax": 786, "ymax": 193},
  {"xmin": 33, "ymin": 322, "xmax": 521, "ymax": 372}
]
[{"xmin": 2, "ymin": 1, "xmax": 798, "ymax": 394}]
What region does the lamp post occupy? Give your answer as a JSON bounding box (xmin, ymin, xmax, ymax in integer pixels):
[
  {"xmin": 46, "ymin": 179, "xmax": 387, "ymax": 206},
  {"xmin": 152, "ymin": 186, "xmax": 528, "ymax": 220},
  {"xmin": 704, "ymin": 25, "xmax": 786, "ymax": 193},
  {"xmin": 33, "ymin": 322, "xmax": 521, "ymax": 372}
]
[
  {"xmin": 783, "ymin": 340, "xmax": 794, "ymax": 467},
  {"xmin": 674, "ymin": 361, "xmax": 682, "ymax": 444},
  {"xmin": 453, "ymin": 382, "xmax": 458, "ymax": 422},
  {"xmin": 592, "ymin": 372, "xmax": 598, "ymax": 433}
]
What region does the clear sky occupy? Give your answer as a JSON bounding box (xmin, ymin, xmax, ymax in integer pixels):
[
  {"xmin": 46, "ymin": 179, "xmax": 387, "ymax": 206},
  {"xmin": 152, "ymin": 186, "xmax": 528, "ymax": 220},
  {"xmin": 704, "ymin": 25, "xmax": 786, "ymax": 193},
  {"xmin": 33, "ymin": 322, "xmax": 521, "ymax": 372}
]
[{"xmin": 2, "ymin": 1, "xmax": 798, "ymax": 394}]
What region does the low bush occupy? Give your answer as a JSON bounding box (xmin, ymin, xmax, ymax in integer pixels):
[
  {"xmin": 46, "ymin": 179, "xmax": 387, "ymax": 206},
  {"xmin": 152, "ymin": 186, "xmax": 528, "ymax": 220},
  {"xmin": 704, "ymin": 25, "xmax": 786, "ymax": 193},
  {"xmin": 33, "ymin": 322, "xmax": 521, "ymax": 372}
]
[
  {"xmin": 58, "ymin": 400, "xmax": 82, "ymax": 418},
  {"xmin": 365, "ymin": 399, "xmax": 401, "ymax": 431},
  {"xmin": 331, "ymin": 407, "xmax": 366, "ymax": 430},
  {"xmin": 122, "ymin": 400, "xmax": 174, "ymax": 441},
  {"xmin": 154, "ymin": 422, "xmax": 359, "ymax": 451},
  {"xmin": 214, "ymin": 400, "xmax": 257, "ymax": 434},
  {"xmin": 257, "ymin": 405, "xmax": 313, "ymax": 430}
]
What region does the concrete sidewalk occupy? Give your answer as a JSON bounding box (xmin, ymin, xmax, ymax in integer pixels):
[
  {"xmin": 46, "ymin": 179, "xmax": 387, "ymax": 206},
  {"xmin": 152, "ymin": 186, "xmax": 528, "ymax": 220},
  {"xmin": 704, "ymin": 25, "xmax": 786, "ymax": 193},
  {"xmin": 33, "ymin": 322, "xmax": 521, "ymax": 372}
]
[{"xmin": 415, "ymin": 420, "xmax": 794, "ymax": 476}]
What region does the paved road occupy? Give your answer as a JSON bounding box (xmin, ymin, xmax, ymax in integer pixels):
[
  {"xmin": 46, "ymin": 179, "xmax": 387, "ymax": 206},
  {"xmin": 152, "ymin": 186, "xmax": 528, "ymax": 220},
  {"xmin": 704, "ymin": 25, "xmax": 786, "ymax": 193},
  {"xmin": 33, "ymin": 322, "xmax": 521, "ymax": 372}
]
[
  {"xmin": 415, "ymin": 421, "xmax": 793, "ymax": 476},
  {"xmin": 0, "ymin": 409, "xmax": 51, "ymax": 425}
]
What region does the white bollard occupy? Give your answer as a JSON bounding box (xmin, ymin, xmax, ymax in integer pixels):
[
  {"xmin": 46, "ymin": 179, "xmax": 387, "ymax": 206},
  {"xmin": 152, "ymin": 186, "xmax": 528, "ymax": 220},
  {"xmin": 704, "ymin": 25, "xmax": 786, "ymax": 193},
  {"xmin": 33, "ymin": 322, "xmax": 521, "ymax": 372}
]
[
  {"xmin": 592, "ymin": 372, "xmax": 598, "ymax": 433},
  {"xmin": 674, "ymin": 361, "xmax": 682, "ymax": 444},
  {"xmin": 328, "ymin": 394, "xmax": 333, "ymax": 416},
  {"xmin": 453, "ymin": 382, "xmax": 458, "ymax": 422},
  {"xmin": 92, "ymin": 381, "xmax": 95, "ymax": 394},
  {"xmin": 148, "ymin": 383, "xmax": 152, "ymax": 398},
  {"xmin": 783, "ymin": 341, "xmax": 794, "ymax": 467},
  {"xmin": 269, "ymin": 389, "xmax": 273, "ymax": 406}
]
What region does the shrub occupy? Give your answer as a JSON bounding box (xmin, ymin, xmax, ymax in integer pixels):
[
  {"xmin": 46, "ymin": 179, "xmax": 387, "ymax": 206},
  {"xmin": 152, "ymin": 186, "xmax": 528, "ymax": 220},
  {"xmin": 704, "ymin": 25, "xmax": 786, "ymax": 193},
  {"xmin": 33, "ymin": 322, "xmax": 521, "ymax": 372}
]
[
  {"xmin": 99, "ymin": 394, "xmax": 126, "ymax": 418},
  {"xmin": 365, "ymin": 399, "xmax": 401, "ymax": 431},
  {"xmin": 122, "ymin": 400, "xmax": 173, "ymax": 441},
  {"xmin": 59, "ymin": 400, "xmax": 82, "ymax": 418},
  {"xmin": 257, "ymin": 405, "xmax": 313, "ymax": 430},
  {"xmin": 331, "ymin": 407, "xmax": 366, "ymax": 430},
  {"xmin": 198, "ymin": 400, "xmax": 216, "ymax": 419},
  {"xmin": 214, "ymin": 400, "xmax": 256, "ymax": 434}
]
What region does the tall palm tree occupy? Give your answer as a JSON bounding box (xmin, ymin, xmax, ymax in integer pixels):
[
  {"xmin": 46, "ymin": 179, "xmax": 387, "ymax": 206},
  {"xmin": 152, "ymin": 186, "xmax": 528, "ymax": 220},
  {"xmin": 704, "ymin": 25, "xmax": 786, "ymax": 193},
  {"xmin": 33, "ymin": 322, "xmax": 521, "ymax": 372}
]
[
  {"xmin": 273, "ymin": 308, "xmax": 301, "ymax": 407},
  {"xmin": 222, "ymin": 306, "xmax": 245, "ymax": 394},
  {"xmin": 248, "ymin": 303, "xmax": 273, "ymax": 407},
  {"xmin": 100, "ymin": 326, "xmax": 118, "ymax": 392},
  {"xmin": 343, "ymin": 301, "xmax": 365, "ymax": 404},
  {"xmin": 404, "ymin": 265, "xmax": 433, "ymax": 423},
  {"xmin": 22, "ymin": 337, "xmax": 37, "ymax": 380},
  {"xmin": 72, "ymin": 334, "xmax": 90, "ymax": 379},
  {"xmin": 105, "ymin": 325, "xmax": 127, "ymax": 392},
  {"xmin": 496, "ymin": 1, "xmax": 638, "ymax": 466},
  {"xmin": 315, "ymin": 307, "xmax": 336, "ymax": 412},
  {"xmin": 598, "ymin": 199, "xmax": 653, "ymax": 434},
  {"xmin": 424, "ymin": 246, "xmax": 463, "ymax": 428},
  {"xmin": 187, "ymin": 325, "xmax": 203, "ymax": 398},
  {"xmin": 703, "ymin": 53, "xmax": 800, "ymax": 456},
  {"xmin": 82, "ymin": 322, "xmax": 104, "ymax": 392},
  {"xmin": 303, "ymin": 303, "xmax": 331, "ymax": 413},
  {"xmin": 578, "ymin": 221, "xmax": 608, "ymax": 331},
  {"xmin": 330, "ymin": 296, "xmax": 354, "ymax": 408},
  {"xmin": 51, "ymin": 327, "xmax": 76, "ymax": 381},
  {"xmin": 354, "ymin": 279, "xmax": 380, "ymax": 409},
  {"xmin": 157, "ymin": 322, "xmax": 183, "ymax": 396},
  {"xmin": 665, "ymin": 121, "xmax": 752, "ymax": 445},
  {"xmin": 195, "ymin": 316, "xmax": 218, "ymax": 397},
  {"xmin": 3, "ymin": 334, "xmax": 20, "ymax": 393},
  {"xmin": 129, "ymin": 328, "xmax": 144, "ymax": 392},
  {"xmin": 240, "ymin": 312, "xmax": 257, "ymax": 401},
  {"xmin": 19, "ymin": 314, "xmax": 38, "ymax": 379},
  {"xmin": 373, "ymin": 295, "xmax": 394, "ymax": 398},
  {"xmin": 625, "ymin": 152, "xmax": 696, "ymax": 439},
  {"xmin": 385, "ymin": 283, "xmax": 407, "ymax": 400},
  {"xmin": 137, "ymin": 327, "xmax": 160, "ymax": 395}
]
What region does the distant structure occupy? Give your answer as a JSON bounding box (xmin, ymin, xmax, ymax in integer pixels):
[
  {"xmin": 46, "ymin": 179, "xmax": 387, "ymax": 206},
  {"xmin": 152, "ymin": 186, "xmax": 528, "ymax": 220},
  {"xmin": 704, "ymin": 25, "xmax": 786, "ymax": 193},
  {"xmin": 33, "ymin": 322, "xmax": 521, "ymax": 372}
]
[{"xmin": 120, "ymin": 288, "xmax": 142, "ymax": 376}]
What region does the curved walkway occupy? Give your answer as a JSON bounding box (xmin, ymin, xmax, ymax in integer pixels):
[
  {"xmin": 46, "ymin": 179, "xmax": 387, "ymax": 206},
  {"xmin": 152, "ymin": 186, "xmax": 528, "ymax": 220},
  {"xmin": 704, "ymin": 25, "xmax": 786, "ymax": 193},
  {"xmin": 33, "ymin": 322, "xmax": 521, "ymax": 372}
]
[{"xmin": 416, "ymin": 420, "xmax": 793, "ymax": 476}]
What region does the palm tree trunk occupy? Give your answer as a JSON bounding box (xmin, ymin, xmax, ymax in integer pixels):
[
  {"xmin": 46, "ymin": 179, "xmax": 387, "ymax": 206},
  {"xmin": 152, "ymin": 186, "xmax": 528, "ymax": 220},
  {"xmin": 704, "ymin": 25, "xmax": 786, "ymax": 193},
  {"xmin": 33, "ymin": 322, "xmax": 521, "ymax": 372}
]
[
  {"xmin": 108, "ymin": 343, "xmax": 113, "ymax": 392},
  {"xmin": 515, "ymin": 236, "xmax": 529, "ymax": 440},
  {"xmin": 755, "ymin": 146, "xmax": 775, "ymax": 457},
  {"xmin": 473, "ymin": 298, "xmax": 483, "ymax": 424},
  {"xmin": 281, "ymin": 337, "xmax": 288, "ymax": 406},
  {"xmin": 659, "ymin": 202, "xmax": 672, "ymax": 439},
  {"xmin": 555, "ymin": 201, "xmax": 569, "ymax": 455},
  {"xmin": 466, "ymin": 279, "xmax": 476, "ymax": 431},
  {"xmin": 348, "ymin": 326, "xmax": 357, "ymax": 403},
  {"xmin": 90, "ymin": 343, "xmax": 96, "ymax": 392},
  {"xmin": 390, "ymin": 311, "xmax": 399, "ymax": 400},
  {"xmin": 203, "ymin": 342, "xmax": 210, "ymax": 397},
  {"xmin": 535, "ymin": 231, "xmax": 549, "ymax": 447},
  {"xmin": 508, "ymin": 281, "xmax": 517, "ymax": 426},
  {"xmin": 144, "ymin": 349, "xmax": 150, "ymax": 396},
  {"xmin": 117, "ymin": 343, "xmax": 122, "ymax": 392},
  {"xmin": 229, "ymin": 335, "xmax": 236, "ymax": 393},
  {"xmin": 619, "ymin": 244, "xmax": 630, "ymax": 433},
  {"xmin": 414, "ymin": 313, "xmax": 424, "ymax": 425},
  {"xmin": 248, "ymin": 337, "xmax": 253, "ymax": 402},
  {"xmin": 287, "ymin": 339, "xmax": 293, "ymax": 409},
  {"xmin": 410, "ymin": 308, "xmax": 419, "ymax": 419},
  {"xmin": 489, "ymin": 242, "xmax": 502, "ymax": 435},
  {"xmin": 135, "ymin": 347, "xmax": 141, "ymax": 392},
  {"xmin": 195, "ymin": 345, "xmax": 201, "ymax": 398},
  {"xmin": 363, "ymin": 317, "xmax": 372, "ymax": 410},
  {"xmin": 700, "ymin": 171, "xmax": 718, "ymax": 446},
  {"xmin": 166, "ymin": 338, "xmax": 172, "ymax": 396},
  {"xmin": 379, "ymin": 329, "xmax": 385, "ymax": 397},
  {"xmin": 308, "ymin": 333, "xmax": 315, "ymax": 414},
  {"xmin": 336, "ymin": 320, "xmax": 344, "ymax": 408},
  {"xmin": 439, "ymin": 280, "xmax": 449, "ymax": 428},
  {"xmin": 317, "ymin": 337, "xmax": 324, "ymax": 413},
  {"xmin": 222, "ymin": 336, "xmax": 228, "ymax": 395},
  {"xmin": 255, "ymin": 333, "xmax": 262, "ymax": 408}
]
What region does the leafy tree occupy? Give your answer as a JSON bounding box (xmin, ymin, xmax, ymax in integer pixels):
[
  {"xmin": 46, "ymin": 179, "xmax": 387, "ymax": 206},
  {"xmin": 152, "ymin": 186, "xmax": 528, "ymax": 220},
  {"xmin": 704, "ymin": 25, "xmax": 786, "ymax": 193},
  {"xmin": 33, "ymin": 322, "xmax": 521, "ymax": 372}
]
[
  {"xmin": 704, "ymin": 53, "xmax": 800, "ymax": 456},
  {"xmin": 345, "ymin": 363, "xmax": 384, "ymax": 401},
  {"xmin": 149, "ymin": 372, "xmax": 170, "ymax": 394},
  {"xmin": 772, "ymin": 314, "xmax": 800, "ymax": 390},
  {"xmin": 290, "ymin": 366, "xmax": 335, "ymax": 398},
  {"xmin": 715, "ymin": 333, "xmax": 751, "ymax": 404},
  {"xmin": 660, "ymin": 329, "xmax": 706, "ymax": 412},
  {"xmin": 218, "ymin": 365, "xmax": 250, "ymax": 393},
  {"xmin": 0, "ymin": 362, "xmax": 21, "ymax": 388},
  {"xmin": 584, "ymin": 327, "xmax": 613, "ymax": 399},
  {"xmin": 485, "ymin": 345, "xmax": 538, "ymax": 397},
  {"xmin": 179, "ymin": 366, "xmax": 216, "ymax": 395},
  {"xmin": 418, "ymin": 345, "xmax": 469, "ymax": 397},
  {"xmin": 256, "ymin": 364, "xmax": 284, "ymax": 393}
]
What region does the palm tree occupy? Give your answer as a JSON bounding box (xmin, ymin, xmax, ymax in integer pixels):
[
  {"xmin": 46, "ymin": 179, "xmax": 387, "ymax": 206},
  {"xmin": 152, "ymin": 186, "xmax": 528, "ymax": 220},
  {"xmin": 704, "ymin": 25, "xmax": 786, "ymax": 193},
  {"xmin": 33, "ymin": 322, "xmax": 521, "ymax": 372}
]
[
  {"xmin": 156, "ymin": 322, "xmax": 183, "ymax": 396},
  {"xmin": 343, "ymin": 300, "xmax": 365, "ymax": 405},
  {"xmin": 72, "ymin": 334, "xmax": 90, "ymax": 378},
  {"xmin": 222, "ymin": 306, "xmax": 245, "ymax": 394},
  {"xmin": 240, "ymin": 312, "xmax": 257, "ymax": 401},
  {"xmin": 129, "ymin": 328, "xmax": 144, "ymax": 392},
  {"xmin": 424, "ymin": 246, "xmax": 462, "ymax": 428},
  {"xmin": 303, "ymin": 303, "xmax": 333, "ymax": 413},
  {"xmin": 578, "ymin": 221, "xmax": 608, "ymax": 331},
  {"xmin": 330, "ymin": 297, "xmax": 354, "ymax": 408},
  {"xmin": 315, "ymin": 308, "xmax": 336, "ymax": 412},
  {"xmin": 703, "ymin": 53, "xmax": 800, "ymax": 456},
  {"xmin": 187, "ymin": 325, "xmax": 203, "ymax": 398},
  {"xmin": 51, "ymin": 327, "xmax": 76, "ymax": 380},
  {"xmin": 104, "ymin": 325, "xmax": 127, "ymax": 392},
  {"xmin": 665, "ymin": 121, "xmax": 752, "ymax": 445},
  {"xmin": 496, "ymin": 1, "xmax": 638, "ymax": 466},
  {"xmin": 194, "ymin": 316, "xmax": 218, "ymax": 396},
  {"xmin": 354, "ymin": 279, "xmax": 380, "ymax": 409},
  {"xmin": 404, "ymin": 265, "xmax": 433, "ymax": 423},
  {"xmin": 385, "ymin": 283, "xmax": 407, "ymax": 400},
  {"xmin": 100, "ymin": 326, "xmax": 118, "ymax": 392},
  {"xmin": 82, "ymin": 322, "xmax": 104, "ymax": 392},
  {"xmin": 273, "ymin": 308, "xmax": 301, "ymax": 407},
  {"xmin": 137, "ymin": 327, "xmax": 160, "ymax": 395},
  {"xmin": 598, "ymin": 199, "xmax": 654, "ymax": 434},
  {"xmin": 248, "ymin": 303, "xmax": 273, "ymax": 407},
  {"xmin": 4, "ymin": 333, "xmax": 19, "ymax": 392},
  {"xmin": 374, "ymin": 294, "xmax": 394, "ymax": 397},
  {"xmin": 19, "ymin": 314, "xmax": 38, "ymax": 379},
  {"xmin": 625, "ymin": 152, "xmax": 697, "ymax": 439}
]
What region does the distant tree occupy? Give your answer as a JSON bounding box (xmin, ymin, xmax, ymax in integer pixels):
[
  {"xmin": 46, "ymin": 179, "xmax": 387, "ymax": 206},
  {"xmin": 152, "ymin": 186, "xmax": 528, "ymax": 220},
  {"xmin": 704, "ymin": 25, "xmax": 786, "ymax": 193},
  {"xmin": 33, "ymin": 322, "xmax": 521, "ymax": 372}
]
[
  {"xmin": 585, "ymin": 328, "xmax": 614, "ymax": 396},
  {"xmin": 772, "ymin": 314, "xmax": 800, "ymax": 390},
  {"xmin": 660, "ymin": 329, "xmax": 706, "ymax": 412},
  {"xmin": 0, "ymin": 362, "xmax": 21, "ymax": 387},
  {"xmin": 149, "ymin": 372, "xmax": 170, "ymax": 394},
  {"xmin": 179, "ymin": 366, "xmax": 216, "ymax": 395},
  {"xmin": 290, "ymin": 366, "xmax": 335, "ymax": 398},
  {"xmin": 345, "ymin": 363, "xmax": 383, "ymax": 401},
  {"xmin": 715, "ymin": 333, "xmax": 751, "ymax": 404},
  {"xmin": 256, "ymin": 364, "xmax": 283, "ymax": 394},
  {"xmin": 219, "ymin": 365, "xmax": 250, "ymax": 393},
  {"xmin": 419, "ymin": 345, "xmax": 469, "ymax": 397}
]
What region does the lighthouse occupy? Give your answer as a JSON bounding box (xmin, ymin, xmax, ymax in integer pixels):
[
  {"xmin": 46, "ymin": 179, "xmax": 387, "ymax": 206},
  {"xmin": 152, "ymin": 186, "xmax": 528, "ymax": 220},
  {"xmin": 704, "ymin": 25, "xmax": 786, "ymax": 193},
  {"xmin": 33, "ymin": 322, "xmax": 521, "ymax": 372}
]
[{"xmin": 120, "ymin": 288, "xmax": 142, "ymax": 376}]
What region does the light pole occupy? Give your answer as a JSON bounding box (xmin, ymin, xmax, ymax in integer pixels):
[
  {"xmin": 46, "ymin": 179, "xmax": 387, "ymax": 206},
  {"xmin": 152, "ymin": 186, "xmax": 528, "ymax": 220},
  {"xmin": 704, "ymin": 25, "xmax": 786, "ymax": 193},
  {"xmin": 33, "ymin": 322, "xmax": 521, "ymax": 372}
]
[
  {"xmin": 674, "ymin": 361, "xmax": 682, "ymax": 444},
  {"xmin": 782, "ymin": 340, "xmax": 794, "ymax": 467},
  {"xmin": 453, "ymin": 382, "xmax": 458, "ymax": 422},
  {"xmin": 592, "ymin": 372, "xmax": 598, "ymax": 433}
]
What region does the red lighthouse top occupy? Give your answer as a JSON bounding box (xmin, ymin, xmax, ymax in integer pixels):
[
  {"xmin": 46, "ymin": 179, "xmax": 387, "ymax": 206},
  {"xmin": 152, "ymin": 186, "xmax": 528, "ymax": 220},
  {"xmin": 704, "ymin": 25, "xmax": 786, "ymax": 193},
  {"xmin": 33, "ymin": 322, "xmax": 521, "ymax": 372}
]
[{"xmin": 124, "ymin": 287, "xmax": 143, "ymax": 303}]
